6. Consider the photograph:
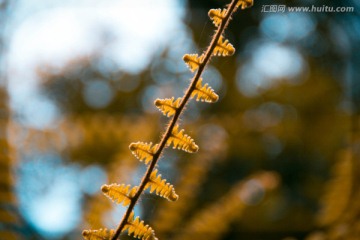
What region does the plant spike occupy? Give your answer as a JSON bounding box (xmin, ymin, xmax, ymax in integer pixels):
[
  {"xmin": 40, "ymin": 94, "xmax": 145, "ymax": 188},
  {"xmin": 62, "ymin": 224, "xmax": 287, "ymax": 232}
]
[
  {"xmin": 82, "ymin": 228, "xmax": 115, "ymax": 240},
  {"xmin": 129, "ymin": 142, "xmax": 158, "ymax": 164},
  {"xmin": 145, "ymin": 169, "xmax": 178, "ymax": 201},
  {"xmin": 154, "ymin": 97, "xmax": 181, "ymax": 117},
  {"xmin": 182, "ymin": 54, "xmax": 204, "ymax": 72},
  {"xmin": 167, "ymin": 125, "xmax": 199, "ymax": 153},
  {"xmin": 101, "ymin": 184, "xmax": 137, "ymax": 206},
  {"xmin": 84, "ymin": 1, "xmax": 254, "ymax": 239}
]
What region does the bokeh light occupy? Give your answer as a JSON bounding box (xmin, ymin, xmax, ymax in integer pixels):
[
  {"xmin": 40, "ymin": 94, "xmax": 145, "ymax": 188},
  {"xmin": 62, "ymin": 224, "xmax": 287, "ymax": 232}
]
[{"xmin": 1, "ymin": 0, "xmax": 359, "ymax": 239}]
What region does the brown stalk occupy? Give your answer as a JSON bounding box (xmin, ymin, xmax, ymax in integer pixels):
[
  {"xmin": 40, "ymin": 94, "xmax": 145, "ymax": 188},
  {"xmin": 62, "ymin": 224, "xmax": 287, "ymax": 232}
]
[{"xmin": 111, "ymin": 0, "xmax": 239, "ymax": 239}]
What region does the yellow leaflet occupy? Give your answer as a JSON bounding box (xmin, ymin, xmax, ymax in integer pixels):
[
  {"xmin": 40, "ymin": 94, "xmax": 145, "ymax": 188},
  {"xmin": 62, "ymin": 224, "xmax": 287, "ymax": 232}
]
[
  {"xmin": 183, "ymin": 54, "xmax": 204, "ymax": 72},
  {"xmin": 124, "ymin": 212, "xmax": 158, "ymax": 240},
  {"xmin": 236, "ymin": 0, "xmax": 253, "ymax": 10},
  {"xmin": 317, "ymin": 149, "xmax": 353, "ymax": 226},
  {"xmin": 129, "ymin": 142, "xmax": 158, "ymax": 165},
  {"xmin": 191, "ymin": 78, "xmax": 219, "ymax": 103},
  {"xmin": 145, "ymin": 169, "xmax": 178, "ymax": 201},
  {"xmin": 213, "ymin": 36, "xmax": 235, "ymax": 56},
  {"xmin": 82, "ymin": 228, "xmax": 114, "ymax": 240},
  {"xmin": 208, "ymin": 8, "xmax": 227, "ymax": 27},
  {"xmin": 101, "ymin": 184, "xmax": 137, "ymax": 206},
  {"xmin": 167, "ymin": 125, "xmax": 199, "ymax": 153},
  {"xmin": 154, "ymin": 97, "xmax": 181, "ymax": 117}
]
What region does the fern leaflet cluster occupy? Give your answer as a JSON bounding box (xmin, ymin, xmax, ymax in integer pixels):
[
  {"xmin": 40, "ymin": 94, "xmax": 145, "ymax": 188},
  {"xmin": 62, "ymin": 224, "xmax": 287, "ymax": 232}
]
[
  {"xmin": 124, "ymin": 212, "xmax": 157, "ymax": 240},
  {"xmin": 101, "ymin": 184, "xmax": 138, "ymax": 206},
  {"xmin": 183, "ymin": 54, "xmax": 204, "ymax": 72},
  {"xmin": 213, "ymin": 36, "xmax": 235, "ymax": 56},
  {"xmin": 129, "ymin": 142, "xmax": 158, "ymax": 165},
  {"xmin": 83, "ymin": 0, "xmax": 253, "ymax": 239},
  {"xmin": 236, "ymin": 0, "xmax": 253, "ymax": 9},
  {"xmin": 167, "ymin": 125, "xmax": 199, "ymax": 153},
  {"xmin": 191, "ymin": 78, "xmax": 219, "ymax": 103},
  {"xmin": 83, "ymin": 228, "xmax": 115, "ymax": 240},
  {"xmin": 146, "ymin": 169, "xmax": 178, "ymax": 201},
  {"xmin": 154, "ymin": 97, "xmax": 181, "ymax": 117},
  {"xmin": 208, "ymin": 9, "xmax": 227, "ymax": 27}
]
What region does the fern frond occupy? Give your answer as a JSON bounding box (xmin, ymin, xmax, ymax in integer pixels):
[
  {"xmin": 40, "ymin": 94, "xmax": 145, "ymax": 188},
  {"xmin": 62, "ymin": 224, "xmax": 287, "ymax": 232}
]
[
  {"xmin": 124, "ymin": 212, "xmax": 158, "ymax": 240},
  {"xmin": 317, "ymin": 149, "xmax": 353, "ymax": 226},
  {"xmin": 154, "ymin": 97, "xmax": 181, "ymax": 117},
  {"xmin": 208, "ymin": 9, "xmax": 227, "ymax": 27},
  {"xmin": 191, "ymin": 78, "xmax": 219, "ymax": 103},
  {"xmin": 183, "ymin": 54, "xmax": 204, "ymax": 72},
  {"xmin": 213, "ymin": 36, "xmax": 235, "ymax": 56},
  {"xmin": 129, "ymin": 142, "xmax": 158, "ymax": 164},
  {"xmin": 84, "ymin": 1, "xmax": 255, "ymax": 239},
  {"xmin": 101, "ymin": 184, "xmax": 137, "ymax": 206},
  {"xmin": 82, "ymin": 228, "xmax": 114, "ymax": 240},
  {"xmin": 167, "ymin": 125, "xmax": 198, "ymax": 153},
  {"xmin": 146, "ymin": 169, "xmax": 178, "ymax": 201},
  {"xmin": 236, "ymin": 0, "xmax": 253, "ymax": 10}
]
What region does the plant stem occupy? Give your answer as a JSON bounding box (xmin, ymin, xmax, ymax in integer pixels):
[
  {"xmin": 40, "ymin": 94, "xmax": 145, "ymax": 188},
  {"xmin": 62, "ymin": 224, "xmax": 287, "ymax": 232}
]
[{"xmin": 111, "ymin": 1, "xmax": 239, "ymax": 239}]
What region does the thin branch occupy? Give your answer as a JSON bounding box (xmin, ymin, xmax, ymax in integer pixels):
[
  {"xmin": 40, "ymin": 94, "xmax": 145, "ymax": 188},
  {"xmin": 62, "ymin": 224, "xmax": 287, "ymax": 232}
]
[{"xmin": 111, "ymin": 0, "xmax": 239, "ymax": 239}]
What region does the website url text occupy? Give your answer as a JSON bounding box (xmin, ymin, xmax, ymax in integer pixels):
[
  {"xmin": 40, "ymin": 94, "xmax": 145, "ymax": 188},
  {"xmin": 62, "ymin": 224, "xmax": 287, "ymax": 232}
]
[{"xmin": 261, "ymin": 5, "xmax": 354, "ymax": 13}]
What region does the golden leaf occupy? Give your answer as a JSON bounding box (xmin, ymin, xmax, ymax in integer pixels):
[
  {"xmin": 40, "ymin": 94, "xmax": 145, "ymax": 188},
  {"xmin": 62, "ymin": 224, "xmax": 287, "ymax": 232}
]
[
  {"xmin": 124, "ymin": 212, "xmax": 158, "ymax": 240},
  {"xmin": 182, "ymin": 54, "xmax": 204, "ymax": 72},
  {"xmin": 82, "ymin": 228, "xmax": 114, "ymax": 240},
  {"xmin": 213, "ymin": 36, "xmax": 235, "ymax": 56},
  {"xmin": 145, "ymin": 169, "xmax": 178, "ymax": 201},
  {"xmin": 236, "ymin": 0, "xmax": 254, "ymax": 10},
  {"xmin": 317, "ymin": 149, "xmax": 353, "ymax": 226},
  {"xmin": 129, "ymin": 142, "xmax": 158, "ymax": 165},
  {"xmin": 167, "ymin": 125, "xmax": 198, "ymax": 153},
  {"xmin": 101, "ymin": 184, "xmax": 137, "ymax": 206},
  {"xmin": 208, "ymin": 8, "xmax": 227, "ymax": 27},
  {"xmin": 191, "ymin": 78, "xmax": 219, "ymax": 103},
  {"xmin": 154, "ymin": 97, "xmax": 181, "ymax": 117}
]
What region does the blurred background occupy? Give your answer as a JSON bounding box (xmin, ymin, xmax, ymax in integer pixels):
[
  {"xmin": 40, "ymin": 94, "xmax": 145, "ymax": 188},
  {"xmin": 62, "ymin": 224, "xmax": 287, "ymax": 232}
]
[{"xmin": 1, "ymin": 0, "xmax": 360, "ymax": 239}]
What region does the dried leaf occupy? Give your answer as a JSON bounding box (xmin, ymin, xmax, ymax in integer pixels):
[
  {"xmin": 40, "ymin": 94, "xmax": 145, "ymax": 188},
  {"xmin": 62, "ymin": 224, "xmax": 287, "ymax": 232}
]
[
  {"xmin": 183, "ymin": 54, "xmax": 204, "ymax": 72},
  {"xmin": 82, "ymin": 228, "xmax": 114, "ymax": 240},
  {"xmin": 129, "ymin": 142, "xmax": 158, "ymax": 164},
  {"xmin": 167, "ymin": 125, "xmax": 198, "ymax": 153},
  {"xmin": 208, "ymin": 8, "xmax": 227, "ymax": 27},
  {"xmin": 236, "ymin": 0, "xmax": 253, "ymax": 10},
  {"xmin": 154, "ymin": 97, "xmax": 181, "ymax": 117},
  {"xmin": 124, "ymin": 212, "xmax": 158, "ymax": 240},
  {"xmin": 101, "ymin": 184, "xmax": 137, "ymax": 206},
  {"xmin": 146, "ymin": 169, "xmax": 178, "ymax": 201},
  {"xmin": 213, "ymin": 36, "xmax": 235, "ymax": 56},
  {"xmin": 191, "ymin": 78, "xmax": 219, "ymax": 103}
]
